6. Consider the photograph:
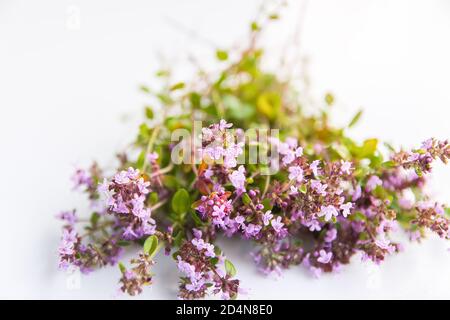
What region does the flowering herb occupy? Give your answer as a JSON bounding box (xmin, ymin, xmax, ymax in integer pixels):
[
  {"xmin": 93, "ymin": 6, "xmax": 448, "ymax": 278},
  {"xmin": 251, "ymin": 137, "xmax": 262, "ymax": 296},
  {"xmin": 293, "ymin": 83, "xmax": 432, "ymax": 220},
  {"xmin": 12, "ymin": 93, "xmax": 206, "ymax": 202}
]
[{"xmin": 57, "ymin": 10, "xmax": 450, "ymax": 299}]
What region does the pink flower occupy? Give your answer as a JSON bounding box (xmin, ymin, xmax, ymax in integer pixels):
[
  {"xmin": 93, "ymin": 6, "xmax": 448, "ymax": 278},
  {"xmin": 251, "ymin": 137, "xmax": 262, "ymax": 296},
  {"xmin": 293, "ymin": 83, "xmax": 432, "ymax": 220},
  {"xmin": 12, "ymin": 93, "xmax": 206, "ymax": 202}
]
[
  {"xmin": 318, "ymin": 205, "xmax": 339, "ymax": 222},
  {"xmin": 340, "ymin": 160, "xmax": 352, "ymax": 174},
  {"xmin": 366, "ymin": 175, "xmax": 382, "ymax": 192},
  {"xmin": 191, "ymin": 238, "xmax": 215, "ymax": 257},
  {"xmin": 306, "ymin": 219, "xmax": 321, "ymax": 232},
  {"xmin": 271, "ymin": 216, "xmax": 284, "ymax": 233},
  {"xmin": 310, "ymin": 160, "xmax": 321, "ymax": 177},
  {"xmin": 352, "ymin": 185, "xmax": 362, "ymax": 201},
  {"xmin": 317, "ymin": 250, "xmax": 332, "ymax": 264},
  {"xmin": 288, "ymin": 166, "xmax": 304, "ymax": 182},
  {"xmin": 310, "ymin": 180, "xmax": 327, "ymax": 196},
  {"xmin": 289, "ymin": 186, "xmax": 299, "ymax": 195},
  {"xmin": 229, "ymin": 165, "xmax": 246, "ymax": 191},
  {"xmin": 262, "ymin": 211, "xmax": 273, "ymax": 226},
  {"xmin": 325, "ymin": 229, "xmax": 337, "ymax": 242},
  {"xmin": 340, "ymin": 202, "xmax": 353, "ymax": 218}
]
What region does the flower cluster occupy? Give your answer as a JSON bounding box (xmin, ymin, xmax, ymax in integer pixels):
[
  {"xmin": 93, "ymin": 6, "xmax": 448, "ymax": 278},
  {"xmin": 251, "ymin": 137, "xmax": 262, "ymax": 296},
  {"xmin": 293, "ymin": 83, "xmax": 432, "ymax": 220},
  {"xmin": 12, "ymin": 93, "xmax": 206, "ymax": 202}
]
[
  {"xmin": 119, "ymin": 253, "xmax": 154, "ymax": 296},
  {"xmin": 98, "ymin": 167, "xmax": 156, "ymax": 240},
  {"xmin": 176, "ymin": 232, "xmax": 240, "ymax": 300},
  {"xmin": 56, "ymin": 12, "xmax": 450, "ymax": 299}
]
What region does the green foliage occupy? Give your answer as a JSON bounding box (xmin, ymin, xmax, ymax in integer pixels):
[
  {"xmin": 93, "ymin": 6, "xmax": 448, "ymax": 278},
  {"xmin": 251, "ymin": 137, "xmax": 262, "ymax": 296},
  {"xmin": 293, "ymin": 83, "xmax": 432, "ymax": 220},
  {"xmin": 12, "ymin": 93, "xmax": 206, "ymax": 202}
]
[
  {"xmin": 224, "ymin": 259, "xmax": 237, "ymax": 277},
  {"xmin": 143, "ymin": 235, "xmax": 158, "ymax": 256},
  {"xmin": 171, "ymin": 188, "xmax": 191, "ymax": 216}
]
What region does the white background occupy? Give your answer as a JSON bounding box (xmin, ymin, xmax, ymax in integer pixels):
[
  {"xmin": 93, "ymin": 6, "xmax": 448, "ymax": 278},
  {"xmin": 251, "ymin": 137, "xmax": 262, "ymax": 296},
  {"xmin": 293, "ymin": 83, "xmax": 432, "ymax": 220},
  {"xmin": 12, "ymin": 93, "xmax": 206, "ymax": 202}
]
[{"xmin": 0, "ymin": 0, "xmax": 450, "ymax": 299}]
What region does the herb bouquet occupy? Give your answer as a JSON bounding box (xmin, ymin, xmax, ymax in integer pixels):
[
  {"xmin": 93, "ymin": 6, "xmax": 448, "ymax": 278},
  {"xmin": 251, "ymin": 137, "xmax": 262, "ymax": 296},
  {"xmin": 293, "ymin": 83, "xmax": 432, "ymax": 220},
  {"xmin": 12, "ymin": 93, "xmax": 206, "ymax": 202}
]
[{"xmin": 57, "ymin": 12, "xmax": 450, "ymax": 300}]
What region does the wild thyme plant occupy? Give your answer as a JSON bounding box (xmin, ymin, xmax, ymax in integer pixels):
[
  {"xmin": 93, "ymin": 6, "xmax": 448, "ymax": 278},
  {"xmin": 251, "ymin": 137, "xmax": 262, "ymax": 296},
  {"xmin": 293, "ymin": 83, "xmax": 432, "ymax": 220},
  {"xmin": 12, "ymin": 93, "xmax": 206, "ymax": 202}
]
[{"xmin": 57, "ymin": 13, "xmax": 450, "ymax": 299}]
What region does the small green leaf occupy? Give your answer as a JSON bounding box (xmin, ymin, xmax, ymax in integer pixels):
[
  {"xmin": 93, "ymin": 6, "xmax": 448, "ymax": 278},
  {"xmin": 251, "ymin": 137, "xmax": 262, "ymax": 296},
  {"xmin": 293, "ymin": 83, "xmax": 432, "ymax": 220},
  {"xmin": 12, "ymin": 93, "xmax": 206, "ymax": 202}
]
[
  {"xmin": 140, "ymin": 85, "xmax": 151, "ymax": 93},
  {"xmin": 224, "ymin": 259, "xmax": 237, "ymax": 277},
  {"xmin": 143, "ymin": 235, "xmax": 158, "ymax": 256},
  {"xmin": 251, "ymin": 21, "xmax": 260, "ymax": 32},
  {"xmin": 118, "ymin": 262, "xmax": 127, "ymax": 274},
  {"xmin": 257, "ymin": 92, "xmax": 281, "ymax": 121},
  {"xmin": 149, "ymin": 191, "xmax": 159, "ymax": 205},
  {"xmin": 269, "ymin": 13, "xmax": 279, "ymax": 20},
  {"xmin": 136, "ymin": 150, "xmax": 146, "ymax": 169},
  {"xmin": 348, "ymin": 110, "xmax": 363, "ymax": 128},
  {"xmin": 261, "ymin": 198, "xmax": 272, "ymax": 211},
  {"xmin": 169, "ymin": 82, "xmax": 185, "ymax": 91},
  {"xmin": 325, "ymin": 92, "xmax": 334, "ymax": 106},
  {"xmin": 216, "ymin": 50, "xmax": 229, "ymax": 61},
  {"xmin": 190, "ymin": 211, "xmax": 205, "ymax": 226},
  {"xmin": 90, "ymin": 212, "xmax": 100, "ymax": 226},
  {"xmin": 359, "ymin": 139, "xmax": 378, "ymax": 158},
  {"xmin": 299, "ymin": 185, "xmax": 307, "ymax": 194},
  {"xmin": 242, "ymin": 193, "xmax": 252, "ymax": 205},
  {"xmin": 381, "ymin": 160, "xmax": 396, "ymax": 168},
  {"xmin": 117, "ymin": 240, "xmax": 131, "ymax": 247},
  {"xmin": 145, "ymin": 106, "xmax": 154, "ymax": 119},
  {"xmin": 172, "ymin": 188, "xmax": 190, "ymax": 216}
]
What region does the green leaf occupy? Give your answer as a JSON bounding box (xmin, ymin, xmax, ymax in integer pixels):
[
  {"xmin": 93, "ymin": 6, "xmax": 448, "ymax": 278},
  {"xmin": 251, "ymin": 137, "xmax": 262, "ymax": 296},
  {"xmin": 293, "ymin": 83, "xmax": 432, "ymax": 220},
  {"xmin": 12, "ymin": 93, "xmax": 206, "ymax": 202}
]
[
  {"xmin": 171, "ymin": 188, "xmax": 191, "ymax": 216},
  {"xmin": 190, "ymin": 211, "xmax": 205, "ymax": 226},
  {"xmin": 257, "ymin": 92, "xmax": 281, "ymax": 121},
  {"xmin": 136, "ymin": 150, "xmax": 146, "ymax": 169},
  {"xmin": 216, "ymin": 50, "xmax": 229, "ymax": 61},
  {"xmin": 118, "ymin": 262, "xmax": 127, "ymax": 274},
  {"xmin": 169, "ymin": 82, "xmax": 185, "ymax": 91},
  {"xmin": 269, "ymin": 13, "xmax": 279, "ymax": 20},
  {"xmin": 381, "ymin": 160, "xmax": 396, "ymax": 169},
  {"xmin": 224, "ymin": 259, "xmax": 237, "ymax": 277},
  {"xmin": 359, "ymin": 139, "xmax": 378, "ymax": 158},
  {"xmin": 90, "ymin": 212, "xmax": 100, "ymax": 226},
  {"xmin": 149, "ymin": 191, "xmax": 159, "ymax": 205},
  {"xmin": 242, "ymin": 193, "xmax": 252, "ymax": 205},
  {"xmin": 250, "ymin": 21, "xmax": 260, "ymax": 31},
  {"xmin": 299, "ymin": 185, "xmax": 307, "ymax": 194},
  {"xmin": 140, "ymin": 85, "xmax": 151, "ymax": 93},
  {"xmin": 324, "ymin": 92, "xmax": 334, "ymax": 106},
  {"xmin": 117, "ymin": 240, "xmax": 131, "ymax": 247},
  {"xmin": 145, "ymin": 106, "xmax": 154, "ymax": 119},
  {"xmin": 143, "ymin": 235, "xmax": 158, "ymax": 256},
  {"xmin": 348, "ymin": 110, "xmax": 363, "ymax": 128},
  {"xmin": 261, "ymin": 198, "xmax": 272, "ymax": 211}
]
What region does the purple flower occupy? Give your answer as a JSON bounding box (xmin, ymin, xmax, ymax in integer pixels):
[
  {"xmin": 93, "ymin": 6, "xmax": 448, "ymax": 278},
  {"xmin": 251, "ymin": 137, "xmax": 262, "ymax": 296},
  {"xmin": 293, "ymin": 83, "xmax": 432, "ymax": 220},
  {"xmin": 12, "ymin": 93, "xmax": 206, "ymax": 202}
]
[
  {"xmin": 407, "ymin": 152, "xmax": 420, "ymax": 162},
  {"xmin": 318, "ymin": 205, "xmax": 339, "ymax": 222},
  {"xmin": 352, "ymin": 185, "xmax": 362, "ymax": 201},
  {"xmin": 340, "ymin": 202, "xmax": 353, "ymax": 218},
  {"xmin": 340, "ymin": 160, "xmax": 352, "ymax": 174},
  {"xmin": 366, "ymin": 175, "xmax": 382, "ymax": 192},
  {"xmin": 192, "ymin": 238, "xmax": 215, "ymax": 257},
  {"xmin": 271, "ymin": 216, "xmax": 284, "ymax": 233},
  {"xmin": 310, "ymin": 160, "xmax": 321, "ymax": 177},
  {"xmin": 325, "ymin": 229, "xmax": 337, "ymax": 242},
  {"xmin": 289, "ymin": 186, "xmax": 299, "ymax": 195},
  {"xmin": 282, "ymin": 150, "xmax": 296, "ymax": 165},
  {"xmin": 71, "ymin": 168, "xmax": 93, "ymax": 190},
  {"xmin": 219, "ymin": 119, "xmax": 233, "ymax": 131},
  {"xmin": 147, "ymin": 152, "xmax": 159, "ymax": 162},
  {"xmin": 310, "ymin": 180, "xmax": 327, "ymax": 196},
  {"xmin": 57, "ymin": 210, "xmax": 77, "ymax": 226},
  {"xmin": 58, "ymin": 228, "xmax": 78, "ymax": 257},
  {"xmin": 317, "ymin": 250, "xmax": 332, "ymax": 264},
  {"xmin": 374, "ymin": 237, "xmax": 391, "ymax": 250},
  {"xmin": 229, "ymin": 165, "xmax": 246, "ymax": 191},
  {"xmin": 262, "ymin": 210, "xmax": 273, "ymax": 226},
  {"xmin": 288, "ymin": 166, "xmax": 304, "ymax": 182},
  {"xmin": 421, "ymin": 138, "xmax": 433, "ymax": 150},
  {"xmin": 244, "ymin": 223, "xmax": 261, "ymax": 238},
  {"xmin": 305, "ymin": 219, "xmax": 321, "ymax": 232}
]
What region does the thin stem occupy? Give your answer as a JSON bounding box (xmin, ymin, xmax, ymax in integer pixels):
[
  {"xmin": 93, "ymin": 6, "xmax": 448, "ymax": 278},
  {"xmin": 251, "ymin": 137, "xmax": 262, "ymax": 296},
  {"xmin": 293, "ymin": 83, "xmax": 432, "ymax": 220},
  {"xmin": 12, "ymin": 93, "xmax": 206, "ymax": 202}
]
[{"xmin": 142, "ymin": 124, "xmax": 161, "ymax": 173}]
